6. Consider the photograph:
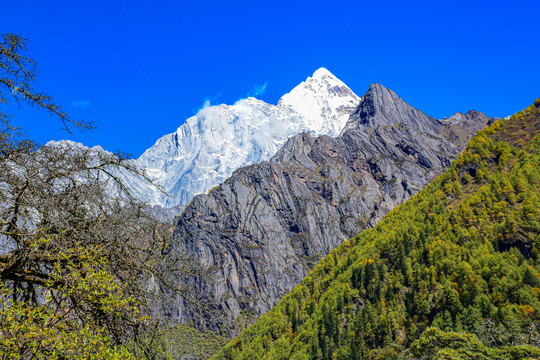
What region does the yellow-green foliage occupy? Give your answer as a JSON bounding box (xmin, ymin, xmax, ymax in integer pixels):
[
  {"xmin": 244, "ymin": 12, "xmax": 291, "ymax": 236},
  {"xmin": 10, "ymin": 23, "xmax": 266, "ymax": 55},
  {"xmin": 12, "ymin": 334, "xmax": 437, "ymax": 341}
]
[
  {"xmin": 152, "ymin": 324, "xmax": 229, "ymax": 360},
  {"xmin": 0, "ymin": 242, "xmax": 141, "ymax": 359},
  {"xmin": 411, "ymin": 327, "xmax": 540, "ymax": 360},
  {"xmin": 213, "ymin": 98, "xmax": 540, "ymax": 359},
  {"xmin": 0, "ymin": 289, "xmax": 135, "ymax": 360}
]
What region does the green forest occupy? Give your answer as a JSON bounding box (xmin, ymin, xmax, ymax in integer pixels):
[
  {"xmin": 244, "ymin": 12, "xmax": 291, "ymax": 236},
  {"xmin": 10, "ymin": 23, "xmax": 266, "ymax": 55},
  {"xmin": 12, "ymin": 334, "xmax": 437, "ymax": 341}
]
[{"xmin": 213, "ymin": 98, "xmax": 540, "ymax": 359}]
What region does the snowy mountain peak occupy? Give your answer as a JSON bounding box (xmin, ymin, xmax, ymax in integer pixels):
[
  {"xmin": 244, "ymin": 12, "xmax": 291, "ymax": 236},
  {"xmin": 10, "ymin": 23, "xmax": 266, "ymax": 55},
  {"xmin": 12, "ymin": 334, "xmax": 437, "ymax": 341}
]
[
  {"xmin": 312, "ymin": 67, "xmax": 335, "ymax": 79},
  {"xmin": 278, "ymin": 68, "xmax": 360, "ymax": 137},
  {"xmin": 311, "ymin": 67, "xmax": 339, "ymax": 81},
  {"xmin": 127, "ymin": 68, "xmax": 361, "ymax": 207}
]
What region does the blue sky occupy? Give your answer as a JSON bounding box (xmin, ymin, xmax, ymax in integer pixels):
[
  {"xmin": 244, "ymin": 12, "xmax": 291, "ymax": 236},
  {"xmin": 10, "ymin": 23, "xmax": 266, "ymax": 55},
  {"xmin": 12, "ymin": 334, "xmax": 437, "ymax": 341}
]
[{"xmin": 2, "ymin": 0, "xmax": 539, "ymax": 157}]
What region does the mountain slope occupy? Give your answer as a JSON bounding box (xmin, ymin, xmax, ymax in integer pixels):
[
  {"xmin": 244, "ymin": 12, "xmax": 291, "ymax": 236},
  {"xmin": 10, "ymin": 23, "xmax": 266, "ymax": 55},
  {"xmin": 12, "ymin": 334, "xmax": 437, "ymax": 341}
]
[
  {"xmin": 164, "ymin": 84, "xmax": 491, "ymax": 335},
  {"xmin": 213, "ymin": 97, "xmax": 540, "ymax": 359},
  {"xmin": 125, "ymin": 68, "xmax": 360, "ymax": 207}
]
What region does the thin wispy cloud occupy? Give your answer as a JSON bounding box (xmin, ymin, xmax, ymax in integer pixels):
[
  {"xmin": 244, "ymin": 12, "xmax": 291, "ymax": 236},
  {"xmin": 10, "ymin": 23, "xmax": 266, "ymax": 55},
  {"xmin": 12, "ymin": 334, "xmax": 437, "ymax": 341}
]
[
  {"xmin": 193, "ymin": 93, "xmax": 222, "ymax": 114},
  {"xmin": 195, "ymin": 83, "xmax": 267, "ymax": 112},
  {"xmin": 71, "ymin": 100, "xmax": 91, "ymax": 109},
  {"xmin": 247, "ymin": 82, "xmax": 267, "ymax": 97},
  {"xmin": 233, "ymin": 82, "xmax": 269, "ymax": 105}
]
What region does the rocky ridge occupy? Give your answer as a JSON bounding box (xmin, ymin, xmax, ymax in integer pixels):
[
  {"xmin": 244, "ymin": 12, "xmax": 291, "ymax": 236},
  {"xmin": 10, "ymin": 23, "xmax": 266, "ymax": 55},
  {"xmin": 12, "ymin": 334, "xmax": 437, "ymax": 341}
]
[{"xmin": 161, "ymin": 84, "xmax": 492, "ymax": 334}]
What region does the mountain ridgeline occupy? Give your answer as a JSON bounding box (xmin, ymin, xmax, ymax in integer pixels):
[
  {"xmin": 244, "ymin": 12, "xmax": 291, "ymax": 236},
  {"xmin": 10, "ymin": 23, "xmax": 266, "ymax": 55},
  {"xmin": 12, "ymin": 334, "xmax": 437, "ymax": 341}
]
[
  {"xmin": 213, "ymin": 98, "xmax": 540, "ymax": 359},
  {"xmin": 162, "ymin": 84, "xmax": 491, "ymax": 336}
]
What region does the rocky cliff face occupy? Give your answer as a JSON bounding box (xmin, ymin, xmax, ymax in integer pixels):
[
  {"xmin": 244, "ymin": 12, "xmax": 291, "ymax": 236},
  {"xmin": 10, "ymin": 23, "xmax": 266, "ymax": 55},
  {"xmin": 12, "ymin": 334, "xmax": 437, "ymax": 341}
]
[{"xmin": 162, "ymin": 84, "xmax": 491, "ymax": 334}]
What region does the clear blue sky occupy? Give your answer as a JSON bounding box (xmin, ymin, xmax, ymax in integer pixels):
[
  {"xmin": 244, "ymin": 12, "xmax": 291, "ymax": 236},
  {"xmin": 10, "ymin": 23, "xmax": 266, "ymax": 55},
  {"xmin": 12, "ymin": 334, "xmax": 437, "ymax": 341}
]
[{"xmin": 2, "ymin": 0, "xmax": 539, "ymax": 157}]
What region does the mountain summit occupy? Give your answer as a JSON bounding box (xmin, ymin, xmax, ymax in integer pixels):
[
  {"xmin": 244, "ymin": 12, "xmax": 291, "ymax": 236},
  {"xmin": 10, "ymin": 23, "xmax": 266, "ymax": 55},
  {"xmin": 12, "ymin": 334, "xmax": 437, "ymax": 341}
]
[
  {"xmin": 342, "ymin": 83, "xmax": 434, "ymax": 132},
  {"xmin": 278, "ymin": 67, "xmax": 359, "ymax": 136},
  {"xmin": 124, "ymin": 68, "xmax": 360, "ymax": 207}
]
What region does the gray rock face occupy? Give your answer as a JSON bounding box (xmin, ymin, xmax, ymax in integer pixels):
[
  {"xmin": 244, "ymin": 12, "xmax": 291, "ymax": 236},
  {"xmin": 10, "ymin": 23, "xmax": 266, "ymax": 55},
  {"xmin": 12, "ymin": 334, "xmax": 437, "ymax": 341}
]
[{"xmin": 164, "ymin": 84, "xmax": 491, "ymax": 334}]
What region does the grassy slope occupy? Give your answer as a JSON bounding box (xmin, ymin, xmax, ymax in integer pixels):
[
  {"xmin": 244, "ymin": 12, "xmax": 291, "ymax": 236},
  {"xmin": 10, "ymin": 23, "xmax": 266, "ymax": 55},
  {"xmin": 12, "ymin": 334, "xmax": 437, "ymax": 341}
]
[{"xmin": 213, "ymin": 98, "xmax": 540, "ymax": 360}]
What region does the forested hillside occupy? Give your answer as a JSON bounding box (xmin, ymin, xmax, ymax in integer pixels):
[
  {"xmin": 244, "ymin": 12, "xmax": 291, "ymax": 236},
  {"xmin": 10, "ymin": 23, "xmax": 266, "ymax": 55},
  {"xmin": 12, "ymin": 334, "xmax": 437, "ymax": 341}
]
[{"xmin": 213, "ymin": 98, "xmax": 540, "ymax": 359}]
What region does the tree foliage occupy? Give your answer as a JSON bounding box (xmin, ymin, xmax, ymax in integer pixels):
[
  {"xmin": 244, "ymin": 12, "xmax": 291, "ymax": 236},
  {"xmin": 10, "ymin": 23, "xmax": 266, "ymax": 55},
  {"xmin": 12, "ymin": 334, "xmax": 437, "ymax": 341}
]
[
  {"xmin": 213, "ymin": 98, "xmax": 540, "ymax": 359},
  {"xmin": 0, "ymin": 245, "xmax": 138, "ymax": 359},
  {"xmin": 411, "ymin": 327, "xmax": 540, "ymax": 360}
]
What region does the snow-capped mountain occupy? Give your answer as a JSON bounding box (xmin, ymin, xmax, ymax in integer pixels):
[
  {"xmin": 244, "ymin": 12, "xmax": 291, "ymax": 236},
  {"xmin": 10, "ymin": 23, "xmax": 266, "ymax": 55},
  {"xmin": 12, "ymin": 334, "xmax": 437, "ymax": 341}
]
[
  {"xmin": 278, "ymin": 68, "xmax": 359, "ymax": 136},
  {"xmin": 125, "ymin": 67, "xmax": 360, "ymax": 208}
]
